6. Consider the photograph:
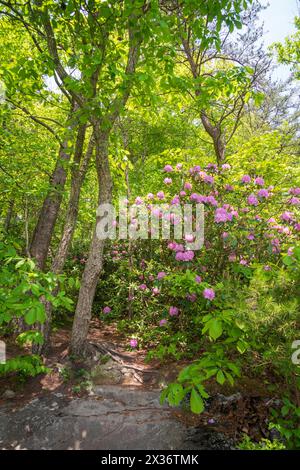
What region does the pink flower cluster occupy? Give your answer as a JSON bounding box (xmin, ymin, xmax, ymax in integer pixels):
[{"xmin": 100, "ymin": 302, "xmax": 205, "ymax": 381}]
[{"xmin": 214, "ymin": 207, "xmax": 233, "ymax": 223}]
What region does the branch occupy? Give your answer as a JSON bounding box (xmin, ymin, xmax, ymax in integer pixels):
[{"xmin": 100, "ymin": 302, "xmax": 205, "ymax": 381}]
[
  {"xmin": 0, "ymin": 163, "xmax": 23, "ymax": 190},
  {"xmin": 7, "ymin": 98, "xmax": 63, "ymax": 144}
]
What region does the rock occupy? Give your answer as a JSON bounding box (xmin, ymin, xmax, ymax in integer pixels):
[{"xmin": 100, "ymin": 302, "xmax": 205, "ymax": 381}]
[
  {"xmin": 0, "ymin": 387, "xmax": 236, "ymax": 450},
  {"xmin": 185, "ymin": 427, "xmax": 236, "ymax": 450},
  {"xmin": 215, "ymin": 392, "xmax": 242, "ymax": 406},
  {"xmin": 91, "ymin": 362, "xmax": 123, "ymax": 385},
  {"xmin": 2, "ymin": 390, "xmax": 15, "ymax": 399}
]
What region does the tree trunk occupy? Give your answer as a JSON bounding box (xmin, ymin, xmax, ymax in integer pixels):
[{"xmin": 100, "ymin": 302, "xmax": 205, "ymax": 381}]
[
  {"xmin": 35, "ymin": 134, "xmax": 94, "ymax": 354},
  {"xmin": 70, "ymin": 128, "xmax": 112, "ymax": 356},
  {"xmin": 4, "ymin": 200, "xmax": 14, "ymax": 232},
  {"xmin": 200, "ymin": 111, "xmax": 226, "ymax": 165},
  {"xmin": 29, "ymin": 106, "xmax": 78, "ymax": 270},
  {"xmin": 51, "ymin": 129, "xmax": 92, "ymax": 274}
]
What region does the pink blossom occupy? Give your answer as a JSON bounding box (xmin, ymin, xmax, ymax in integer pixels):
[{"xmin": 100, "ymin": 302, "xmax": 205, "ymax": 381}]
[
  {"xmin": 195, "ymin": 275, "xmax": 202, "ymax": 283},
  {"xmin": 289, "ymin": 187, "xmax": 300, "ymax": 196},
  {"xmin": 157, "ymin": 271, "xmax": 167, "ymax": 280},
  {"xmin": 225, "ymin": 184, "xmax": 234, "ymax": 191},
  {"xmin": 159, "ymin": 319, "xmax": 168, "ymax": 326},
  {"xmin": 187, "ymin": 293, "xmax": 197, "ymax": 302},
  {"xmin": 203, "ymin": 288, "xmax": 215, "ymax": 301},
  {"xmin": 271, "ymin": 238, "xmax": 280, "ymax": 247},
  {"xmin": 147, "ymin": 193, "xmax": 154, "ymax": 199},
  {"xmin": 171, "ymin": 195, "xmax": 180, "ymax": 205},
  {"xmin": 175, "ymin": 250, "xmax": 194, "ymax": 261},
  {"xmin": 254, "ymin": 177, "xmax": 265, "ymax": 186},
  {"xmin": 241, "ymin": 175, "xmax": 251, "ymax": 184},
  {"xmin": 206, "ymin": 163, "xmax": 217, "ymax": 171},
  {"xmin": 228, "ymin": 253, "xmax": 236, "ymax": 262},
  {"xmin": 164, "ymin": 177, "xmax": 172, "ymax": 185},
  {"xmin": 135, "ymin": 196, "xmax": 143, "ymax": 205},
  {"xmin": 204, "ymin": 174, "xmax": 214, "ymax": 184},
  {"xmin": 185, "ymin": 234, "xmax": 194, "ymax": 243},
  {"xmin": 214, "ymin": 207, "xmax": 233, "ymax": 223},
  {"xmin": 130, "ymin": 339, "xmax": 138, "ymax": 348},
  {"xmin": 164, "ymin": 165, "xmax": 173, "ymax": 173},
  {"xmin": 247, "ymin": 233, "xmax": 255, "ymax": 240},
  {"xmin": 288, "ymin": 197, "xmax": 300, "ymax": 205},
  {"xmin": 168, "ymin": 241, "xmax": 177, "ymax": 250},
  {"xmin": 184, "ymin": 182, "xmax": 192, "ymax": 191},
  {"xmin": 174, "ymin": 243, "xmax": 184, "ymax": 252},
  {"xmin": 152, "ymin": 287, "xmax": 160, "ymax": 295},
  {"xmin": 281, "ymin": 211, "xmax": 294, "ymax": 222},
  {"xmin": 139, "ymin": 284, "xmax": 147, "ymax": 291},
  {"xmin": 222, "ymin": 232, "xmax": 229, "ymax": 239},
  {"xmin": 169, "ymin": 306, "xmax": 179, "ymax": 316},
  {"xmin": 198, "ymin": 171, "xmax": 207, "ymax": 179},
  {"xmin": 157, "ymin": 191, "xmax": 165, "ymax": 200},
  {"xmin": 221, "ymin": 163, "xmax": 231, "ymax": 171},
  {"xmin": 247, "ymin": 194, "xmax": 258, "ymax": 206},
  {"xmin": 151, "ymin": 207, "xmax": 161, "ymax": 218},
  {"xmin": 180, "ymin": 191, "xmax": 187, "ymax": 197},
  {"xmin": 190, "ymin": 193, "xmax": 201, "ymax": 202},
  {"xmin": 257, "ymin": 189, "xmax": 269, "ymax": 198},
  {"xmin": 103, "ymin": 306, "xmax": 111, "ymax": 314},
  {"xmin": 206, "ymin": 195, "xmax": 218, "ymax": 206},
  {"xmin": 176, "ymin": 163, "xmax": 183, "ymax": 170}
]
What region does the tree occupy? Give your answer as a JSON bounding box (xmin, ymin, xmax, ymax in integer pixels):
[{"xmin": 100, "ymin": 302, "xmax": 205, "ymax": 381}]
[{"xmin": 273, "ymin": 16, "xmax": 300, "ymax": 80}]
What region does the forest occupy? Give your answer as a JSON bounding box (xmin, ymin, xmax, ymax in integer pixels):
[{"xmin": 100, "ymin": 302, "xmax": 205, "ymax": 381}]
[{"xmin": 0, "ymin": 0, "xmax": 299, "ymax": 453}]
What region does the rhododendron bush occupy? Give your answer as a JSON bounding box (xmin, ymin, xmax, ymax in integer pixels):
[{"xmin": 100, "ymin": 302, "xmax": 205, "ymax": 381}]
[{"xmin": 98, "ymin": 160, "xmax": 300, "ymax": 411}]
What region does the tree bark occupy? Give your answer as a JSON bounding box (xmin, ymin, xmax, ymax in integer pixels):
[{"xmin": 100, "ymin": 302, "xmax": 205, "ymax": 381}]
[
  {"xmin": 51, "ymin": 130, "xmax": 92, "ymax": 274},
  {"xmin": 200, "ymin": 111, "xmax": 226, "ymax": 164},
  {"xmin": 35, "ymin": 134, "xmax": 94, "ymax": 354},
  {"xmin": 33, "ymin": 131, "xmax": 94, "ymax": 355},
  {"xmin": 70, "ymin": 129, "xmax": 112, "ymax": 356},
  {"xmin": 30, "ymin": 106, "xmax": 78, "ymax": 270},
  {"xmin": 4, "ymin": 200, "xmax": 14, "ymax": 232}
]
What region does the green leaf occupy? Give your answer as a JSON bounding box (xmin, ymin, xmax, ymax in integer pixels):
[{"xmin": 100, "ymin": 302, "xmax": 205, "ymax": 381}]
[
  {"xmin": 216, "ymin": 370, "xmax": 225, "ymax": 385},
  {"xmin": 190, "ymin": 388, "xmax": 204, "ymax": 414},
  {"xmin": 25, "ymin": 308, "xmax": 37, "ymax": 325},
  {"xmin": 283, "ymin": 255, "xmax": 293, "ymax": 266},
  {"xmin": 281, "ymin": 405, "xmax": 290, "ymax": 417},
  {"xmin": 208, "ymin": 319, "xmax": 223, "ymax": 340}
]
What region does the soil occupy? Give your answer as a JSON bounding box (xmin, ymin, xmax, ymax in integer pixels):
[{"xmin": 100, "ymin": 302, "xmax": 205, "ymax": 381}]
[{"xmin": 0, "ymin": 319, "xmax": 281, "ymax": 449}]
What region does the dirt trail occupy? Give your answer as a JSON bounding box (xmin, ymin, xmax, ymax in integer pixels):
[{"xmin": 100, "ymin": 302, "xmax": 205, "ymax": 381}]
[{"xmin": 0, "ymin": 320, "xmax": 273, "ymax": 449}]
